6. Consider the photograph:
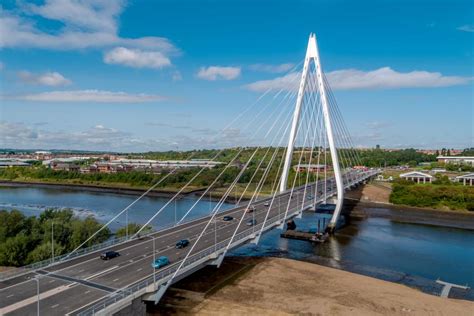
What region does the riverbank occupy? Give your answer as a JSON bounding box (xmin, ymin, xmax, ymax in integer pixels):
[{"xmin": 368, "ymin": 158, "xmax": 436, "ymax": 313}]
[
  {"xmin": 153, "ymin": 257, "xmax": 473, "ymax": 315},
  {"xmin": 0, "ymin": 180, "xmax": 247, "ymax": 203},
  {"xmin": 342, "ymin": 199, "xmax": 474, "ymax": 230}
]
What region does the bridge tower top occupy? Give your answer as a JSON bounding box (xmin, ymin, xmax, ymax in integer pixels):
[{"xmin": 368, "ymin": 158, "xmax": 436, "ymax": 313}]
[{"xmin": 279, "ymin": 33, "xmax": 344, "ymax": 231}]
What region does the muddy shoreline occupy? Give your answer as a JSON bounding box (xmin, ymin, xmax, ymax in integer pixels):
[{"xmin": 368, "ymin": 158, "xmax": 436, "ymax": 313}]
[
  {"xmin": 151, "ymin": 256, "xmax": 473, "ymax": 315},
  {"xmin": 344, "ymin": 199, "xmax": 474, "ymax": 230}
]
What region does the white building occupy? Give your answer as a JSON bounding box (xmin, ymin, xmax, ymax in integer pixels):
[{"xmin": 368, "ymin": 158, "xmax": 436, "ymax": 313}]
[
  {"xmin": 399, "ymin": 171, "xmax": 434, "ymax": 183},
  {"xmin": 437, "ymin": 156, "xmax": 474, "ymax": 166},
  {"xmin": 455, "ymin": 173, "xmax": 474, "ymax": 186},
  {"xmin": 110, "ymin": 159, "xmax": 224, "ymax": 169}
]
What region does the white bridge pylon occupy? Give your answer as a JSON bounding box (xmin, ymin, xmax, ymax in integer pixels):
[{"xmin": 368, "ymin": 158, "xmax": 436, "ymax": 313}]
[{"xmin": 279, "ymin": 33, "xmax": 344, "ymax": 230}]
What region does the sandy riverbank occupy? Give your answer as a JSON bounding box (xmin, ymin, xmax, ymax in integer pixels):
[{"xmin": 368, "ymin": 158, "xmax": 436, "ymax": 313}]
[{"xmin": 157, "ymin": 257, "xmax": 473, "ymax": 315}]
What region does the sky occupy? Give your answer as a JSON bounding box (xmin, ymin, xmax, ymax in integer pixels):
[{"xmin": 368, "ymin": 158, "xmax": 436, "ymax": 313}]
[{"xmin": 0, "ymin": 0, "xmax": 473, "ymax": 152}]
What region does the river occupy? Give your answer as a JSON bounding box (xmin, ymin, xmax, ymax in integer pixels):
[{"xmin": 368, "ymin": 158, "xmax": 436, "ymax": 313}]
[{"xmin": 1, "ymin": 186, "xmax": 473, "ymax": 300}]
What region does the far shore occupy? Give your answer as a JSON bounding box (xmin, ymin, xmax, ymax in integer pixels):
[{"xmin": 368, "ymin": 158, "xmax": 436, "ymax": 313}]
[
  {"xmin": 2, "ymin": 180, "xmax": 473, "ymax": 230},
  {"xmin": 0, "ymin": 180, "xmax": 242, "ymax": 203}
]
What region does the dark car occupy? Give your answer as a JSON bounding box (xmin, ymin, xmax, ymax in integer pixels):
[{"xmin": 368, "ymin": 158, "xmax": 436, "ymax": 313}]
[
  {"xmin": 246, "ymin": 219, "xmax": 257, "ymax": 226},
  {"xmin": 100, "ymin": 251, "xmax": 120, "ymax": 260},
  {"xmin": 246, "ymin": 205, "xmax": 256, "ymax": 213},
  {"xmin": 175, "ymin": 239, "xmax": 190, "ymax": 249},
  {"xmin": 223, "ymin": 215, "xmax": 234, "ymax": 221}
]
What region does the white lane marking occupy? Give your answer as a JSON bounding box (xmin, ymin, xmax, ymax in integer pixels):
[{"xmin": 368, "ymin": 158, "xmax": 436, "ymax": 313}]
[
  {"xmin": 136, "ymin": 268, "xmax": 142, "ymax": 272},
  {"xmin": 84, "ymin": 290, "xmax": 90, "ymax": 294},
  {"xmin": 84, "ymin": 265, "xmax": 119, "ymax": 281},
  {"xmin": 51, "ymin": 304, "xmax": 59, "ymax": 308},
  {"xmin": 0, "ymin": 284, "xmax": 71, "ymax": 315},
  {"xmin": 6, "ymin": 294, "xmax": 14, "ymax": 298},
  {"xmin": 112, "ymin": 278, "xmax": 119, "ymax": 282},
  {"xmin": 48, "ymin": 280, "xmax": 55, "ymax": 283},
  {"xmin": 78, "ymin": 269, "xmax": 84, "ymax": 273}
]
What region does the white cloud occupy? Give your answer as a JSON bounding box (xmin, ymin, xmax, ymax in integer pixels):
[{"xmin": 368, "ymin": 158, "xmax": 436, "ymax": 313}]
[
  {"xmin": 249, "ymin": 63, "xmax": 295, "ymax": 73},
  {"xmin": 6, "ymin": 90, "xmax": 166, "ymax": 103},
  {"xmin": 104, "ymin": 47, "xmax": 171, "ymax": 69},
  {"xmin": 244, "ymin": 72, "xmax": 300, "ymax": 92},
  {"xmin": 457, "ymin": 25, "xmax": 474, "ymax": 32},
  {"xmin": 0, "ymin": 2, "xmax": 178, "ymax": 53},
  {"xmin": 25, "ymin": 0, "xmax": 123, "ymax": 33},
  {"xmin": 326, "ymin": 67, "xmax": 471, "ymax": 90},
  {"xmin": 18, "ymin": 71, "xmax": 72, "ymax": 86},
  {"xmin": 197, "ymin": 66, "xmax": 241, "ymax": 81},
  {"xmin": 0, "ymin": 121, "xmax": 249, "ymax": 152},
  {"xmin": 244, "ymin": 67, "xmax": 471, "ymax": 92},
  {"xmin": 0, "ymin": 121, "xmax": 164, "ymax": 151}
]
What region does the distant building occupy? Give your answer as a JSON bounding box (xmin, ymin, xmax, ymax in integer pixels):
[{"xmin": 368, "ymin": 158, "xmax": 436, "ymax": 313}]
[
  {"xmin": 455, "ymin": 173, "xmax": 474, "ymax": 186},
  {"xmin": 399, "ymin": 171, "xmax": 434, "ymax": 183},
  {"xmin": 437, "ymin": 156, "xmax": 474, "ymax": 166},
  {"xmin": 293, "ymin": 164, "xmax": 326, "ymax": 173},
  {"xmin": 0, "ymin": 161, "xmax": 31, "ymax": 168},
  {"xmin": 51, "ymin": 162, "xmax": 80, "ymax": 172}
]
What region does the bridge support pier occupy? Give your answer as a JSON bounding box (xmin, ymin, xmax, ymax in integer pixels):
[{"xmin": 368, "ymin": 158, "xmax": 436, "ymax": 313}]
[{"xmin": 208, "ymin": 252, "xmax": 225, "ymax": 268}]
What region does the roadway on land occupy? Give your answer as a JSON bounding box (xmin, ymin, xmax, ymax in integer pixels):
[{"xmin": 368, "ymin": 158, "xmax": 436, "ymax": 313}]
[{"xmin": 0, "ymin": 174, "xmax": 362, "ymax": 316}]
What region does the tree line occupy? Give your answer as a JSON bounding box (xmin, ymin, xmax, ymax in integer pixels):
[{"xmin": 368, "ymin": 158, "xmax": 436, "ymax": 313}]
[
  {"xmin": 389, "ymin": 177, "xmax": 474, "ymax": 211},
  {"xmin": 0, "ymin": 209, "xmax": 110, "ymax": 266}
]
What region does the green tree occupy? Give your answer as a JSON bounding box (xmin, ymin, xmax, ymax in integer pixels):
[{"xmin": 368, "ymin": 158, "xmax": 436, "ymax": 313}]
[
  {"xmin": 69, "ymin": 217, "xmax": 110, "ymax": 250},
  {"xmin": 0, "ymin": 235, "xmax": 31, "ymax": 266},
  {"xmin": 115, "ymin": 223, "xmax": 151, "ymax": 238},
  {"xmin": 26, "ymin": 241, "xmax": 65, "ymax": 264}
]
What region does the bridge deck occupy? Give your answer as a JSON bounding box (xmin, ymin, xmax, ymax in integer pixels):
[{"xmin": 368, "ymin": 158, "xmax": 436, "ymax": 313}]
[{"xmin": 0, "ymin": 171, "xmax": 377, "ymax": 316}]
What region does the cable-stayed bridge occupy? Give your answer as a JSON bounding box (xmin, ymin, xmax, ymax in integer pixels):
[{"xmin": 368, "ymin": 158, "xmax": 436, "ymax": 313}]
[{"xmin": 0, "ymin": 34, "xmax": 379, "ymax": 316}]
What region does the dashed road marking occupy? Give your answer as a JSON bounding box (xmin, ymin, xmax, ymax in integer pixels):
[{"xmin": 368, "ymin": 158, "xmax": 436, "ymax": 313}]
[
  {"xmin": 136, "ymin": 268, "xmax": 142, "ymax": 272},
  {"xmin": 51, "ymin": 304, "xmax": 59, "ymax": 308},
  {"xmin": 112, "ymin": 278, "xmax": 119, "ymax": 282},
  {"xmin": 84, "ymin": 290, "xmax": 91, "ymax": 294},
  {"xmin": 7, "ymin": 294, "xmax": 14, "ymax": 298},
  {"xmin": 48, "ymin": 280, "xmax": 55, "ymax": 283}
]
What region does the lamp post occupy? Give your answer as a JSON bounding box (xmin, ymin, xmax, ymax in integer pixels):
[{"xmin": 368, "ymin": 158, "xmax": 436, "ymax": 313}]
[
  {"xmin": 27, "ymin": 275, "xmax": 40, "ymax": 316},
  {"xmin": 174, "ymin": 199, "xmax": 177, "ymax": 224},
  {"xmin": 152, "ymin": 236, "xmax": 156, "ymax": 284},
  {"xmin": 214, "ymin": 219, "xmax": 217, "ymax": 252},
  {"xmin": 51, "ymin": 221, "xmax": 54, "ymax": 264}
]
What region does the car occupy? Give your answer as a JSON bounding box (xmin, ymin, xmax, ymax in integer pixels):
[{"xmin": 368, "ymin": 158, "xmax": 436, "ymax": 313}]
[
  {"xmin": 100, "ymin": 251, "xmax": 120, "ymax": 260},
  {"xmin": 246, "ymin": 219, "xmax": 257, "ymax": 226},
  {"xmin": 223, "ymin": 215, "xmax": 234, "ymax": 221},
  {"xmin": 152, "ymin": 256, "xmax": 170, "ymax": 269},
  {"xmin": 264, "ymin": 201, "xmax": 270, "ymax": 206},
  {"xmin": 246, "ymin": 205, "xmax": 256, "ymax": 213},
  {"xmin": 307, "ymin": 195, "xmax": 313, "ymax": 200},
  {"xmin": 175, "ymin": 239, "xmax": 189, "ymax": 249}
]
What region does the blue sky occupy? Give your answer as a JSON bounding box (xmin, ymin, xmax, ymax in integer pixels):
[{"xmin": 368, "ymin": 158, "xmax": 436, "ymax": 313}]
[{"xmin": 0, "ymin": 0, "xmax": 472, "ymax": 152}]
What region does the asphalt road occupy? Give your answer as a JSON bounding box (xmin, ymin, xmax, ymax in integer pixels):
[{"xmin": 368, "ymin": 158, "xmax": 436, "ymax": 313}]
[{"xmin": 0, "ymin": 173, "xmax": 368, "ymax": 316}]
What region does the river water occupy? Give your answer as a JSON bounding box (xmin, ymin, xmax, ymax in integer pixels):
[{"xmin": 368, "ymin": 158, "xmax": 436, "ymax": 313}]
[{"xmin": 1, "ymin": 186, "xmax": 473, "ymax": 299}]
